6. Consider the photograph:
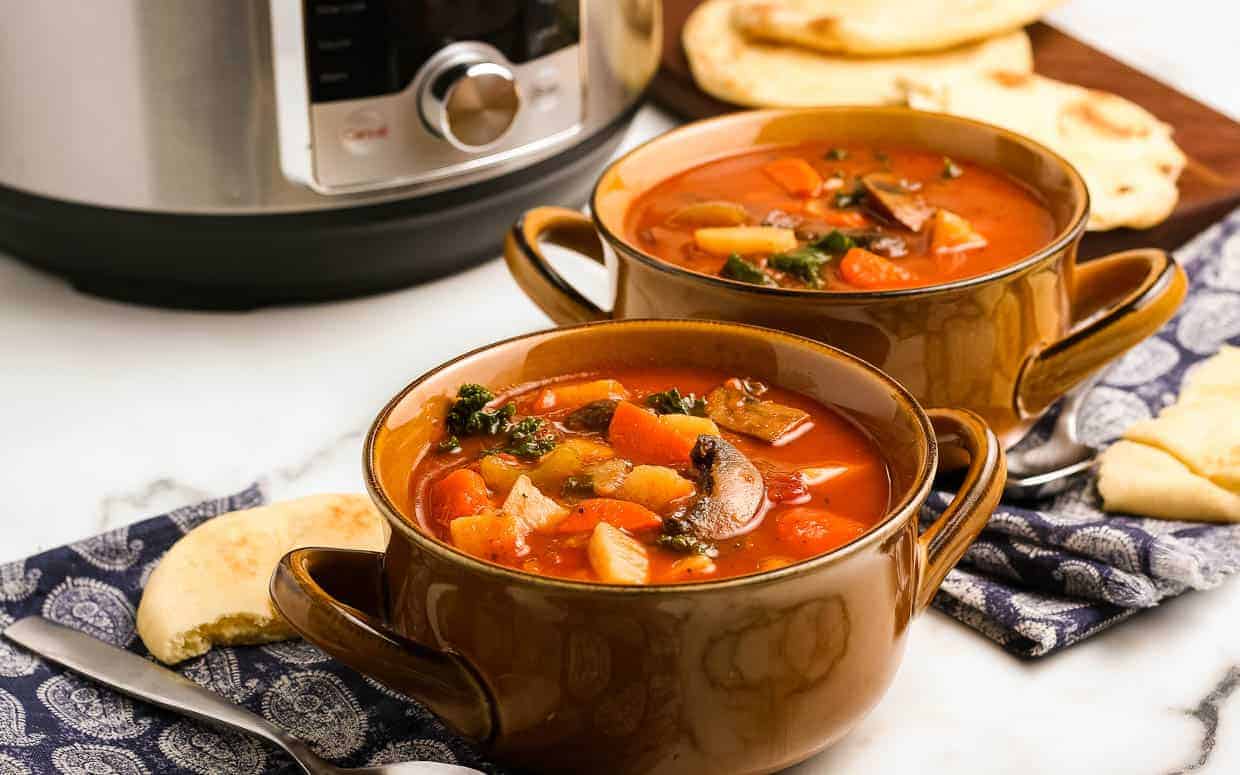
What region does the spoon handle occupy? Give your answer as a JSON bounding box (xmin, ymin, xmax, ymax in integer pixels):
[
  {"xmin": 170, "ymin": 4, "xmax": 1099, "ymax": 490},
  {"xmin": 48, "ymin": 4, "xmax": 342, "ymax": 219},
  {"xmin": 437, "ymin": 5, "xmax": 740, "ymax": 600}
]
[{"xmin": 2, "ymin": 616, "xmax": 331, "ymax": 774}]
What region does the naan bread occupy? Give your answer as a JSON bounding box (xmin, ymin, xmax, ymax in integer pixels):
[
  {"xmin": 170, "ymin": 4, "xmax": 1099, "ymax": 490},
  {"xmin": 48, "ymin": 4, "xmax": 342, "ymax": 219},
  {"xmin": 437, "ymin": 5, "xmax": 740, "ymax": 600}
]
[
  {"xmin": 137, "ymin": 494, "xmax": 389, "ymax": 664},
  {"xmin": 1180, "ymin": 345, "xmax": 1240, "ymax": 404},
  {"xmin": 684, "ymin": 0, "xmax": 1033, "ymax": 108},
  {"xmin": 903, "ymin": 70, "xmax": 1185, "ymax": 231},
  {"xmin": 732, "ymin": 0, "xmax": 1061, "ymax": 56},
  {"xmin": 1098, "ymin": 346, "xmax": 1240, "ymax": 522},
  {"xmin": 1098, "ymin": 441, "xmax": 1240, "ymax": 523}
]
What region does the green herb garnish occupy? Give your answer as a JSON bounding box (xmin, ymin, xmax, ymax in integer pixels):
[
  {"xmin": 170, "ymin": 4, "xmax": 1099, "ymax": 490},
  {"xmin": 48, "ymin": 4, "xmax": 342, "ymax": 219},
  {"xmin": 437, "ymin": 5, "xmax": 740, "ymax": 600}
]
[
  {"xmin": 444, "ymin": 384, "xmax": 516, "ymax": 446},
  {"xmin": 769, "ymin": 247, "xmax": 828, "ymax": 289},
  {"xmin": 833, "ymin": 184, "xmax": 865, "ymax": 209},
  {"xmin": 503, "ymin": 417, "xmax": 558, "ymax": 459},
  {"xmin": 942, "ymin": 156, "xmax": 963, "ymax": 179},
  {"xmin": 812, "ymin": 229, "xmax": 856, "ymax": 255},
  {"xmin": 437, "ymin": 436, "xmax": 462, "ymax": 454},
  {"xmin": 824, "ymin": 148, "xmax": 848, "ymax": 161},
  {"xmin": 645, "ymin": 388, "xmax": 708, "ymax": 417},
  {"xmin": 656, "ymin": 533, "xmax": 719, "ymax": 557},
  {"xmin": 562, "ymin": 475, "xmax": 594, "ymax": 496},
  {"xmin": 720, "ymin": 253, "xmax": 774, "ymax": 285}
]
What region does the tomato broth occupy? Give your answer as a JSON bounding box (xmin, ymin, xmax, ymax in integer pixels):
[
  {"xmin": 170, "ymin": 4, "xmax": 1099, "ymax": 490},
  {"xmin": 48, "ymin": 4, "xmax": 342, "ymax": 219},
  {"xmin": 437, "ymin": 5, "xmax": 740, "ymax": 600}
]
[
  {"xmin": 625, "ymin": 142, "xmax": 1057, "ymax": 291},
  {"xmin": 406, "ymin": 367, "xmax": 891, "ymax": 585}
]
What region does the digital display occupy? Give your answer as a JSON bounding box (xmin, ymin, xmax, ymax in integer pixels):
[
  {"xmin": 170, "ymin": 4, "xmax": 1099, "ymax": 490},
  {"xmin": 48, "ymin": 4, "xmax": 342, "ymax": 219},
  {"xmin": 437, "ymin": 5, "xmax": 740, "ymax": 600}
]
[{"xmin": 304, "ymin": 0, "xmax": 580, "ymax": 103}]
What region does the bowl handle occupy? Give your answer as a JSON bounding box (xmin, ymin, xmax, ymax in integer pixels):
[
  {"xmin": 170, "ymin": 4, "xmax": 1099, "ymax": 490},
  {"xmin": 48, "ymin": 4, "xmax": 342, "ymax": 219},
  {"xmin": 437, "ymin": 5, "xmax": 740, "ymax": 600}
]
[
  {"xmin": 270, "ymin": 547, "xmax": 495, "ymax": 742},
  {"xmin": 503, "ymin": 206, "xmax": 613, "ymax": 325},
  {"xmin": 1016, "ymin": 248, "xmax": 1187, "ymax": 418},
  {"xmin": 915, "ymin": 409, "xmax": 1006, "ymax": 612}
]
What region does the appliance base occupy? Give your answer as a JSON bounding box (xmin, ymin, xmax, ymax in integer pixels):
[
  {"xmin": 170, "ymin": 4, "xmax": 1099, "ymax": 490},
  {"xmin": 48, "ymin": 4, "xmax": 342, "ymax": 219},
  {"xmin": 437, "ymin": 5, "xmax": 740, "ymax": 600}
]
[{"xmin": 0, "ymin": 116, "xmax": 630, "ymax": 310}]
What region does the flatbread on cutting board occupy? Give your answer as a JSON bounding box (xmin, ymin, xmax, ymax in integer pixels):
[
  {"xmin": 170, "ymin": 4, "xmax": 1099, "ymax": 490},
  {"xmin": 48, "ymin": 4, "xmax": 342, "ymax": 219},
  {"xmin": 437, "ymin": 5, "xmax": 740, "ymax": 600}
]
[
  {"xmin": 683, "ymin": 0, "xmax": 1033, "ymax": 108},
  {"xmin": 732, "ymin": 0, "xmax": 1062, "ymax": 56},
  {"xmin": 1098, "ymin": 347, "xmax": 1240, "ymax": 522},
  {"xmin": 903, "ymin": 70, "xmax": 1185, "ymax": 231},
  {"xmin": 137, "ymin": 494, "xmax": 389, "ymax": 664}
]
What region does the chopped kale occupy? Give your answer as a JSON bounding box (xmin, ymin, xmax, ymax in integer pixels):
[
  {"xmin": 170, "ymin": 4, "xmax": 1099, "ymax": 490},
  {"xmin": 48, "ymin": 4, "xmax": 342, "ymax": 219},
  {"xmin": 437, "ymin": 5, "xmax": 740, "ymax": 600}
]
[
  {"xmin": 720, "ymin": 253, "xmax": 773, "ymax": 286},
  {"xmin": 812, "ymin": 229, "xmax": 856, "ymax": 255},
  {"xmin": 646, "ymin": 388, "xmax": 707, "ymax": 417},
  {"xmin": 656, "ymin": 533, "xmax": 719, "ymax": 557},
  {"xmin": 503, "ymin": 417, "xmax": 558, "ymax": 459},
  {"xmin": 824, "ymin": 148, "xmax": 848, "ymax": 161},
  {"xmin": 768, "ymin": 246, "xmax": 828, "ymax": 289},
  {"xmin": 942, "ymin": 156, "xmax": 963, "ymax": 179},
  {"xmin": 833, "ymin": 184, "xmax": 865, "ymax": 209},
  {"xmin": 564, "ymin": 399, "xmax": 619, "ymax": 432},
  {"xmin": 437, "ymin": 435, "xmax": 462, "ymax": 454},
  {"xmin": 562, "ymin": 475, "xmax": 594, "ymax": 496},
  {"xmin": 445, "ymin": 384, "xmax": 515, "ymax": 438}
]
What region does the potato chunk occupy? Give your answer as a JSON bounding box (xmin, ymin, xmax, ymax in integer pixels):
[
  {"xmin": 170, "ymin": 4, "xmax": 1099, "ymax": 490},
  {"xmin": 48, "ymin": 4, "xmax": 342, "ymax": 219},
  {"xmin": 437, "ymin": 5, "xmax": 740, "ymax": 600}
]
[
  {"xmin": 587, "ymin": 523, "xmax": 650, "ymax": 584},
  {"xmin": 694, "ymin": 226, "xmax": 797, "ymax": 256},
  {"xmin": 614, "ymin": 465, "xmax": 696, "ymax": 512},
  {"xmin": 479, "ymin": 454, "xmax": 528, "ymax": 494},
  {"xmin": 930, "ymin": 209, "xmax": 987, "ymax": 253},
  {"xmin": 449, "ymin": 512, "xmax": 525, "ymax": 562},
  {"xmin": 502, "ymin": 475, "xmax": 568, "ymax": 534},
  {"xmin": 667, "ymin": 200, "xmax": 749, "ymax": 228},
  {"xmin": 528, "ymin": 439, "xmax": 615, "ymax": 492}
]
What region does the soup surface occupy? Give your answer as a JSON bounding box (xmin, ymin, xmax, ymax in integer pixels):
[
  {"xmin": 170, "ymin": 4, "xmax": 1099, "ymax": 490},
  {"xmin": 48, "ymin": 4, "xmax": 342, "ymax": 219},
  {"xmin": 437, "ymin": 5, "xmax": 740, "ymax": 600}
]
[
  {"xmin": 625, "ymin": 142, "xmax": 1057, "ymax": 291},
  {"xmin": 409, "ymin": 368, "xmax": 891, "ymax": 585}
]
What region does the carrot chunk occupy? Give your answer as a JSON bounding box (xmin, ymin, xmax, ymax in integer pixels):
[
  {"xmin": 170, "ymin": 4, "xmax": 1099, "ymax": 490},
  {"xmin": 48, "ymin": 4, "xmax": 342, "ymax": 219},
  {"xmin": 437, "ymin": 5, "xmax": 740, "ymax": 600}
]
[
  {"xmin": 556, "ymin": 498, "xmax": 663, "ymax": 533},
  {"xmin": 533, "ymin": 379, "xmax": 629, "ymax": 411},
  {"xmin": 430, "ymin": 469, "xmax": 491, "ymax": 525},
  {"xmin": 805, "ymin": 199, "xmax": 870, "ymax": 228},
  {"xmin": 608, "ymin": 401, "xmax": 699, "ymax": 465},
  {"xmin": 773, "ymin": 507, "xmax": 867, "ymax": 554},
  {"xmin": 762, "ymin": 158, "xmax": 823, "ymax": 198},
  {"xmin": 839, "ymin": 247, "xmax": 917, "ymax": 289}
]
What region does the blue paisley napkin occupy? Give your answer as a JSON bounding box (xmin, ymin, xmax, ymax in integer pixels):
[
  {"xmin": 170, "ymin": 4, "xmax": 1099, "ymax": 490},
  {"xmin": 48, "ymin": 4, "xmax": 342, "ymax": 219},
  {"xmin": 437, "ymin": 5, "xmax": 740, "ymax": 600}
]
[
  {"xmin": 926, "ymin": 209, "xmax": 1240, "ymax": 657},
  {"xmin": 0, "ymin": 485, "xmax": 499, "ymax": 775}
]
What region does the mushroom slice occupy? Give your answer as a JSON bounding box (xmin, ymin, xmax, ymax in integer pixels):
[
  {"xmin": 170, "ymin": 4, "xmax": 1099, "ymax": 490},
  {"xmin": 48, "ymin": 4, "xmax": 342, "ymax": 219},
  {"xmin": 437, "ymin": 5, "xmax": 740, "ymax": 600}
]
[
  {"xmin": 679, "ymin": 435, "xmax": 766, "ymax": 540},
  {"xmin": 706, "ymin": 379, "xmax": 810, "ymax": 444},
  {"xmin": 860, "ymin": 173, "xmax": 935, "ymax": 232}
]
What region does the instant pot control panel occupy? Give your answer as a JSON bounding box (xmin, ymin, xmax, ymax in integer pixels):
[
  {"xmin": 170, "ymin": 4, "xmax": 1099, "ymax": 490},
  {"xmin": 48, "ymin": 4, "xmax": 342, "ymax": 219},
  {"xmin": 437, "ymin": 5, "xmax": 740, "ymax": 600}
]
[{"xmin": 271, "ymin": 0, "xmax": 586, "ymax": 194}]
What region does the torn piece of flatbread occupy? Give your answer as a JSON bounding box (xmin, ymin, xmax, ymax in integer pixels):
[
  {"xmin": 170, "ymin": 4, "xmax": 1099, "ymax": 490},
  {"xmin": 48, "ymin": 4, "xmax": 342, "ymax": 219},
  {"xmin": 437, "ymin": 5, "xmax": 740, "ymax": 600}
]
[
  {"xmin": 137, "ymin": 494, "xmax": 389, "ymax": 664},
  {"xmin": 1098, "ymin": 441, "xmax": 1240, "ymax": 523},
  {"xmin": 732, "ymin": 0, "xmax": 1061, "ymax": 56},
  {"xmin": 684, "ymin": 0, "xmax": 1033, "ymax": 108},
  {"xmin": 902, "ymin": 70, "xmax": 1185, "ymax": 231},
  {"xmin": 1123, "ymin": 397, "xmax": 1240, "ymax": 494},
  {"xmin": 1180, "ymin": 345, "xmax": 1240, "ymax": 404}
]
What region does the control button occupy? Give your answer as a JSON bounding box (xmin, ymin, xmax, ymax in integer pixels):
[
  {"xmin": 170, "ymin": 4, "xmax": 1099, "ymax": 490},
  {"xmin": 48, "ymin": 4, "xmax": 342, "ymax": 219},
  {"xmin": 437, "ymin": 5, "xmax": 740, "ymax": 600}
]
[
  {"xmin": 340, "ymin": 108, "xmax": 389, "ymax": 156},
  {"xmin": 419, "ymin": 49, "xmax": 521, "ymax": 151}
]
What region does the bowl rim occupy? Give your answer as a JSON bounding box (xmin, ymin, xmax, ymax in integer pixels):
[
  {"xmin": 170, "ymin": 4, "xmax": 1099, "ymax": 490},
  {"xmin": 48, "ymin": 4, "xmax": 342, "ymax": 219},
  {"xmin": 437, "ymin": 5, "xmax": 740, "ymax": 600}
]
[
  {"xmin": 363, "ymin": 318, "xmax": 939, "ymax": 595},
  {"xmin": 590, "ymin": 105, "xmax": 1091, "ymax": 300}
]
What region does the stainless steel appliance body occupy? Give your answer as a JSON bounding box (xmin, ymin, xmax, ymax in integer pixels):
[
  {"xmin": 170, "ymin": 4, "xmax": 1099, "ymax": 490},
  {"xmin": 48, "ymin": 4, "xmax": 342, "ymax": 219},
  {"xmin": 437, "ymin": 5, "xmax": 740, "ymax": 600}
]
[{"xmin": 0, "ymin": 0, "xmax": 661, "ymax": 306}]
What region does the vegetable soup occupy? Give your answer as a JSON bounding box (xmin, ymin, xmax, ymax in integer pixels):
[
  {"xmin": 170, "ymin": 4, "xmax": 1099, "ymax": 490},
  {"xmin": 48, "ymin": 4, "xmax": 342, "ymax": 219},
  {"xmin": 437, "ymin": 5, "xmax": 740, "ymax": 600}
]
[
  {"xmin": 625, "ymin": 142, "xmax": 1057, "ymax": 291},
  {"xmin": 409, "ymin": 368, "xmax": 891, "ymax": 585}
]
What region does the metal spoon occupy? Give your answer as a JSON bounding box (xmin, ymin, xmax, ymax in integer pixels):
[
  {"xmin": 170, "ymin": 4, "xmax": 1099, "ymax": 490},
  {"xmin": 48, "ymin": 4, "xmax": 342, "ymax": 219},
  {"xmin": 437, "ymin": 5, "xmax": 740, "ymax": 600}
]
[
  {"xmin": 2, "ymin": 617, "xmax": 484, "ymax": 775},
  {"xmin": 1004, "ymin": 375, "xmax": 1101, "ymax": 500}
]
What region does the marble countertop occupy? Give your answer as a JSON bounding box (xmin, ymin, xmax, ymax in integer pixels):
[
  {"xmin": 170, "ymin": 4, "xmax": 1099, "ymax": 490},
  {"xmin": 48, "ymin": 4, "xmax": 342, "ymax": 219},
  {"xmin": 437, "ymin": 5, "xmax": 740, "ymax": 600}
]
[{"xmin": 2, "ymin": 2, "xmax": 1237, "ymax": 772}]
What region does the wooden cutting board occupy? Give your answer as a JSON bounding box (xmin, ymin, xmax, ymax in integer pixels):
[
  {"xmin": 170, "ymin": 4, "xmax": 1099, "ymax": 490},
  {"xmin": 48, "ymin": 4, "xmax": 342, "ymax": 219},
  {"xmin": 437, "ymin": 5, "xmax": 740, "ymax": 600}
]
[{"xmin": 650, "ymin": 0, "xmax": 1240, "ymax": 259}]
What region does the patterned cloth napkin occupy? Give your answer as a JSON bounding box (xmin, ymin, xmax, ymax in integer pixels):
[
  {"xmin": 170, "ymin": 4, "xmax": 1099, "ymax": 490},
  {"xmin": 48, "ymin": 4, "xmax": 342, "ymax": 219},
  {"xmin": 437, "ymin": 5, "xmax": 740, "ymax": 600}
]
[
  {"xmin": 927, "ymin": 209, "xmax": 1240, "ymax": 656},
  {"xmin": 0, "ymin": 485, "xmax": 498, "ymax": 775}
]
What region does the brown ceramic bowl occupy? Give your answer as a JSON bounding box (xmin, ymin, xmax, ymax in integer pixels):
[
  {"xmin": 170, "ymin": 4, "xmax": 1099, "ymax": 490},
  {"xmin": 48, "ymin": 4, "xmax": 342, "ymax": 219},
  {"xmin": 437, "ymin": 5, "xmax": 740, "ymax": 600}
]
[
  {"xmin": 503, "ymin": 107, "xmax": 1187, "ymax": 446},
  {"xmin": 271, "ymin": 320, "xmax": 1005, "ymax": 774}
]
